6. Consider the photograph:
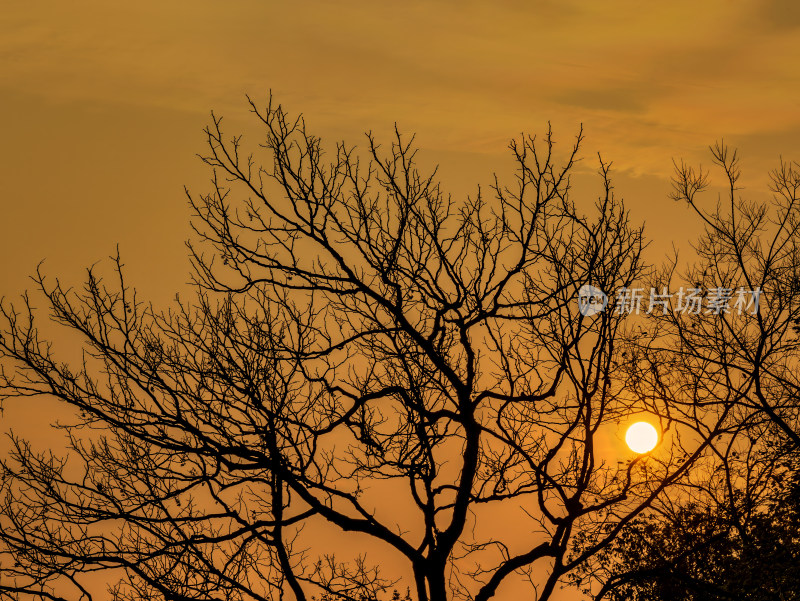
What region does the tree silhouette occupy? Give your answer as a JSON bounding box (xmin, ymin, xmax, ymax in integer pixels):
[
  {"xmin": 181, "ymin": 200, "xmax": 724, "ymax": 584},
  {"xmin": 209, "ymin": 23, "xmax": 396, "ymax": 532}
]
[
  {"xmin": 574, "ymin": 443, "xmax": 800, "ymax": 600},
  {"xmin": 573, "ymin": 145, "xmax": 800, "ymax": 600},
  {"xmin": 638, "ymin": 142, "xmax": 800, "ymax": 448},
  {"xmin": 0, "ymin": 97, "xmax": 717, "ymax": 601}
]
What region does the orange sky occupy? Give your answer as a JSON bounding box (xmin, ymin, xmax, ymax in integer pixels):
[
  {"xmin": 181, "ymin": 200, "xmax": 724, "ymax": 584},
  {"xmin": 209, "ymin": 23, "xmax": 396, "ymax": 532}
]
[
  {"xmin": 3, "ymin": 0, "xmax": 800, "ymax": 302},
  {"xmin": 5, "ymin": 1, "xmax": 800, "ymax": 147},
  {"xmin": 2, "ymin": 1, "xmax": 800, "ymax": 599}
]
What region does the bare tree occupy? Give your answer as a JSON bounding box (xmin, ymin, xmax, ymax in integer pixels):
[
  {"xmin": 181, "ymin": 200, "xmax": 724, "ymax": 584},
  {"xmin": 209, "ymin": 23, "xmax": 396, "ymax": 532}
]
[
  {"xmin": 573, "ymin": 144, "xmax": 800, "ymax": 599},
  {"xmin": 0, "ymin": 97, "xmax": 715, "ymax": 601},
  {"xmin": 653, "ymin": 142, "xmax": 800, "ymax": 448}
]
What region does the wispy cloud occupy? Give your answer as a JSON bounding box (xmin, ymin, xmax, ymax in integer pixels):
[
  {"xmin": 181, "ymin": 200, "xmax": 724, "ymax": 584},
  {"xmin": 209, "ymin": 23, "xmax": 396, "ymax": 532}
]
[{"xmin": 1, "ymin": 0, "xmax": 799, "ymax": 177}]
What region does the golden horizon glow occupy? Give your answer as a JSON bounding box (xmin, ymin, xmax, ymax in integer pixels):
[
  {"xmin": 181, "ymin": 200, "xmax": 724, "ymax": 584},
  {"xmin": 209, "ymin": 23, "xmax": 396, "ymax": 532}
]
[{"xmin": 625, "ymin": 421, "xmax": 659, "ymax": 454}]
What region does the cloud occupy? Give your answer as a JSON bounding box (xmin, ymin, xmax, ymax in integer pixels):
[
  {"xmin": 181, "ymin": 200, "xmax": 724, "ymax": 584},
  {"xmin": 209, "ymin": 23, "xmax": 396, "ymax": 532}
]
[
  {"xmin": 757, "ymin": 0, "xmax": 800, "ymax": 30},
  {"xmin": 552, "ymin": 85, "xmax": 664, "ymax": 113},
  {"xmin": 1, "ymin": 0, "xmax": 800, "ymax": 181}
]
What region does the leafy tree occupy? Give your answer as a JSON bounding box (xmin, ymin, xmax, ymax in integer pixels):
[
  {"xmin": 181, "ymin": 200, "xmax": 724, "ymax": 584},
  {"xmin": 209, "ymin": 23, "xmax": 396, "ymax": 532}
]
[
  {"xmin": 0, "ymin": 97, "xmax": 714, "ymax": 601},
  {"xmin": 573, "ymin": 443, "xmax": 800, "ymax": 600}
]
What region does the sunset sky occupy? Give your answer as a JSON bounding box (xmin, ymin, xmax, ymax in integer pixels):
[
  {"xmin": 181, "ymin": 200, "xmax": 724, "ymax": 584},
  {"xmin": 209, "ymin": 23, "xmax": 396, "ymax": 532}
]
[
  {"xmin": 4, "ymin": 0, "xmax": 800, "ymax": 300},
  {"xmin": 2, "ymin": 1, "xmax": 800, "ymax": 599}
]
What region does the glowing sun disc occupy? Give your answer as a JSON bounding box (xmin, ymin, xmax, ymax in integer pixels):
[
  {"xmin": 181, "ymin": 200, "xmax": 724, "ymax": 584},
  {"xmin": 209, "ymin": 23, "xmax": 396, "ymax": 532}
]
[{"xmin": 625, "ymin": 422, "xmax": 659, "ymax": 454}]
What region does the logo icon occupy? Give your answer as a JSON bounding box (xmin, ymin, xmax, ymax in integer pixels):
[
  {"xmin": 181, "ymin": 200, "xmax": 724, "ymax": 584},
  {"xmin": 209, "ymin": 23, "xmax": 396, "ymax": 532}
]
[{"xmin": 577, "ymin": 284, "xmax": 608, "ymax": 316}]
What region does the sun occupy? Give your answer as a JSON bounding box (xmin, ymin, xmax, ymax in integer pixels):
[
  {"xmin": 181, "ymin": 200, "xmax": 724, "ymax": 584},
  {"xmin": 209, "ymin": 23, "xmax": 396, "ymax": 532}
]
[{"xmin": 625, "ymin": 421, "xmax": 659, "ymax": 454}]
